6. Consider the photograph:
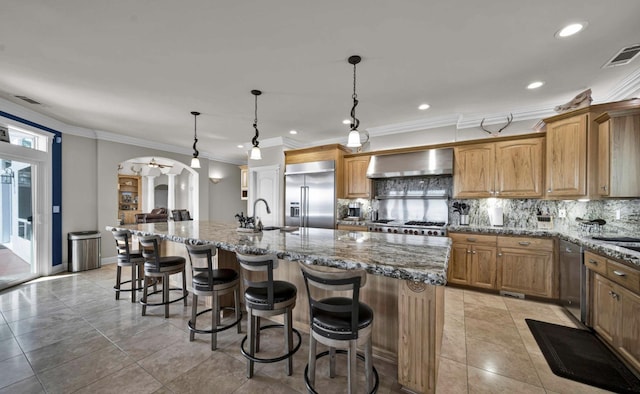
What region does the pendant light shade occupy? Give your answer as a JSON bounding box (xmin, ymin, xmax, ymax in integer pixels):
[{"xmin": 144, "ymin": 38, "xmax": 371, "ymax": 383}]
[
  {"xmin": 190, "ymin": 111, "xmax": 201, "ymax": 168},
  {"xmin": 345, "ymin": 55, "xmax": 363, "ymax": 148},
  {"xmin": 250, "ymin": 89, "xmax": 262, "ymax": 160}
]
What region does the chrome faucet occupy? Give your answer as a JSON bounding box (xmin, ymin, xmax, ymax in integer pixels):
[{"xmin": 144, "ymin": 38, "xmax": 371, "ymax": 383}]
[{"xmin": 252, "ymin": 198, "xmax": 271, "ymax": 231}]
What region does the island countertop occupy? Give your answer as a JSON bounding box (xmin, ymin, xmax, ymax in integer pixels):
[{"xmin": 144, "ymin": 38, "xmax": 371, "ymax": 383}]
[{"xmin": 106, "ymin": 221, "xmax": 451, "ymax": 285}]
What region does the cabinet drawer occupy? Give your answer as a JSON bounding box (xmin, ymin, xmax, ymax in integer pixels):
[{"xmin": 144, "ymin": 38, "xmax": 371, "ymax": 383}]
[
  {"xmin": 497, "ymin": 236, "xmax": 553, "ymax": 251},
  {"xmin": 449, "ymin": 233, "xmax": 497, "ymax": 245},
  {"xmin": 584, "ymin": 251, "xmax": 608, "ymax": 275},
  {"xmin": 606, "ymin": 260, "xmax": 640, "ymax": 293}
]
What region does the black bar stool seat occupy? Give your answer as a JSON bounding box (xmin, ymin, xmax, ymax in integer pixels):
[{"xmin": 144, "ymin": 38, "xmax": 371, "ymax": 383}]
[
  {"xmin": 139, "ymin": 235, "xmax": 188, "ymax": 318},
  {"xmin": 111, "ymin": 230, "xmax": 146, "ymax": 303},
  {"xmin": 186, "ymin": 244, "xmax": 242, "ymax": 351},
  {"xmin": 236, "ymin": 252, "xmax": 301, "ymax": 379}
]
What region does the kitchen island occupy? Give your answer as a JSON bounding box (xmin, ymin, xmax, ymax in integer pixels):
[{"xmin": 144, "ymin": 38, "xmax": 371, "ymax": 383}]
[{"xmin": 107, "ymin": 220, "xmax": 451, "ymax": 394}]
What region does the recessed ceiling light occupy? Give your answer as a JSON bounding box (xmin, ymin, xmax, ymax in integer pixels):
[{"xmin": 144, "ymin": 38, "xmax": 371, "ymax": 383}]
[
  {"xmin": 418, "ymin": 103, "xmax": 430, "ymax": 110},
  {"xmin": 556, "ymin": 22, "xmax": 586, "ymax": 38},
  {"xmin": 342, "ymin": 119, "xmax": 351, "ymax": 125},
  {"xmin": 289, "ymin": 130, "xmax": 298, "ymax": 135},
  {"xmin": 527, "ymin": 81, "xmax": 544, "ymax": 89},
  {"xmin": 237, "ymin": 144, "xmax": 244, "ymax": 149}
]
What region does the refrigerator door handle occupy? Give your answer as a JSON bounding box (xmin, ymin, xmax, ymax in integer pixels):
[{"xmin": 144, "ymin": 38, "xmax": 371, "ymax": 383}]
[
  {"xmin": 299, "ymin": 186, "xmax": 304, "ymax": 227},
  {"xmin": 303, "ymin": 186, "xmax": 310, "ymax": 227}
]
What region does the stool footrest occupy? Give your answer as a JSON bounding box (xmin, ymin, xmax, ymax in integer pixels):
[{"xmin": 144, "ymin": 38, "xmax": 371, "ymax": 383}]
[
  {"xmin": 188, "ymin": 306, "xmax": 242, "ymax": 335},
  {"xmin": 140, "ymin": 288, "xmax": 189, "ymax": 307},
  {"xmin": 304, "ymin": 349, "xmax": 380, "ymax": 394},
  {"xmin": 240, "ymin": 324, "xmax": 302, "ymax": 364}
]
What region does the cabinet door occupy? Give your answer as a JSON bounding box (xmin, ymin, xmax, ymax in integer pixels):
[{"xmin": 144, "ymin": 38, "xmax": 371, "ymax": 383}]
[
  {"xmin": 495, "ymin": 138, "xmax": 543, "ymax": 197},
  {"xmin": 592, "ymin": 274, "xmax": 617, "ymax": 344},
  {"xmin": 609, "ymin": 114, "xmax": 640, "ymax": 197},
  {"xmin": 469, "ymin": 245, "xmax": 497, "ymax": 289},
  {"xmin": 344, "ymin": 156, "xmax": 371, "ymax": 198},
  {"xmin": 499, "ymin": 247, "xmax": 553, "ymax": 297},
  {"xmin": 546, "ymin": 114, "xmax": 588, "ymax": 197},
  {"xmin": 597, "ymin": 120, "xmax": 610, "ymax": 196},
  {"xmin": 453, "ymin": 143, "xmax": 495, "ymax": 198},
  {"xmin": 617, "ymin": 286, "xmax": 640, "ymax": 372},
  {"xmin": 448, "ymin": 243, "xmax": 471, "ymax": 285}
]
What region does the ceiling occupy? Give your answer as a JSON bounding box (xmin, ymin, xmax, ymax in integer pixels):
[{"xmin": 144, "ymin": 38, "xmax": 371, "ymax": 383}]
[{"xmin": 1, "ymin": 1, "xmax": 640, "ymax": 164}]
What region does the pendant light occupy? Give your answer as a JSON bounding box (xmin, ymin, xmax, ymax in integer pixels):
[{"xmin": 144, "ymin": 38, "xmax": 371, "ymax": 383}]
[
  {"xmin": 250, "ymin": 89, "xmax": 262, "ymax": 160},
  {"xmin": 346, "ymin": 55, "xmax": 362, "ymax": 148},
  {"xmin": 190, "ymin": 111, "xmax": 201, "ymax": 168}
]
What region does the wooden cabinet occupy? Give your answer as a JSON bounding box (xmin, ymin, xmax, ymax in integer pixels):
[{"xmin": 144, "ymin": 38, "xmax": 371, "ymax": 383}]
[
  {"xmin": 118, "ymin": 175, "xmax": 141, "ymax": 224},
  {"xmin": 595, "ymin": 110, "xmax": 640, "ymax": 197},
  {"xmin": 448, "ymin": 233, "xmax": 497, "ymax": 289},
  {"xmin": 337, "ymin": 224, "xmax": 367, "ymax": 231},
  {"xmin": 592, "ymin": 273, "xmax": 640, "ymax": 371},
  {"xmin": 239, "ymin": 165, "xmax": 248, "ymax": 200},
  {"xmin": 497, "ymin": 236, "xmax": 555, "ymax": 298},
  {"xmin": 343, "ymin": 155, "xmax": 371, "ymax": 198},
  {"xmin": 545, "ymin": 114, "xmax": 588, "ymax": 197},
  {"xmin": 453, "ymin": 137, "xmax": 543, "ymax": 198}
]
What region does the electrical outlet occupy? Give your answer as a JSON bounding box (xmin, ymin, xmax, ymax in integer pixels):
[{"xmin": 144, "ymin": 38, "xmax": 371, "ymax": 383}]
[
  {"xmin": 616, "ymin": 209, "xmax": 621, "ymax": 220},
  {"xmin": 558, "ymin": 209, "xmax": 567, "ymax": 218}
]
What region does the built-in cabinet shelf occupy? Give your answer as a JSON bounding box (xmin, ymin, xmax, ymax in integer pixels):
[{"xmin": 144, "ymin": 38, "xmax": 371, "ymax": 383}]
[
  {"xmin": 239, "ymin": 165, "xmax": 248, "ymax": 200},
  {"xmin": 118, "ymin": 175, "xmax": 141, "ymax": 224}
]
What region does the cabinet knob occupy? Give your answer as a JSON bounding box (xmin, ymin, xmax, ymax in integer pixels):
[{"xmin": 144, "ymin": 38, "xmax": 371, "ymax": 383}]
[
  {"xmin": 466, "ymin": 238, "xmax": 477, "ymax": 242},
  {"xmin": 472, "ymin": 250, "xmax": 477, "ymax": 254},
  {"xmin": 601, "ymin": 185, "xmax": 607, "ymax": 191},
  {"xmin": 498, "ymin": 252, "xmax": 502, "ymax": 257},
  {"xmin": 495, "ymin": 190, "xmax": 500, "ymax": 195},
  {"xmin": 547, "ymin": 188, "xmax": 552, "ymax": 193},
  {"xmin": 587, "ymin": 259, "xmax": 598, "ymax": 266},
  {"xmin": 467, "ymin": 250, "xmax": 471, "ymax": 254},
  {"xmin": 518, "ymin": 241, "xmax": 531, "ymax": 246}
]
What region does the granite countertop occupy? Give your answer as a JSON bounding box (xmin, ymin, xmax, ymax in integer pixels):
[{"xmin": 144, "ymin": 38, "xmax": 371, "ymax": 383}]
[
  {"xmin": 106, "ymin": 221, "xmax": 451, "ymax": 285},
  {"xmin": 448, "ymin": 225, "xmax": 640, "ymax": 268}
]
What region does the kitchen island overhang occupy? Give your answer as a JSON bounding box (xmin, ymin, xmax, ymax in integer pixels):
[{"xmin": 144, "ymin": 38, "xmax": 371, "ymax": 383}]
[{"xmin": 106, "ymin": 221, "xmax": 450, "ymax": 394}]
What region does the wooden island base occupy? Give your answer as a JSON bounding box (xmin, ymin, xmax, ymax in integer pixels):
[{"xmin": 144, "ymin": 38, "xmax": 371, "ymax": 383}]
[{"xmin": 163, "ymin": 242, "xmax": 445, "ymax": 394}]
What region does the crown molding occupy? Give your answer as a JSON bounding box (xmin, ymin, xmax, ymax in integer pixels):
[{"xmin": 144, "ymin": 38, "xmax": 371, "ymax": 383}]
[
  {"xmin": 602, "ymin": 66, "xmax": 640, "ymax": 102},
  {"xmin": 455, "ymin": 105, "xmax": 556, "ymax": 129},
  {"xmin": 366, "ymin": 114, "xmax": 460, "ymax": 136}
]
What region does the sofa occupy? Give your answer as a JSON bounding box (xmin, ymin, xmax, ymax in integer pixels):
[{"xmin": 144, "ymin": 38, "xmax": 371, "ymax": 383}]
[
  {"xmin": 135, "ymin": 208, "xmax": 169, "ymax": 223},
  {"xmin": 171, "ymin": 209, "xmax": 193, "ymax": 221}
]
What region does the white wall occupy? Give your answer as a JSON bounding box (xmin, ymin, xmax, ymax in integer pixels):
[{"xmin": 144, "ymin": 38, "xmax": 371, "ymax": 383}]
[{"xmin": 208, "ymin": 161, "xmax": 245, "ymax": 223}]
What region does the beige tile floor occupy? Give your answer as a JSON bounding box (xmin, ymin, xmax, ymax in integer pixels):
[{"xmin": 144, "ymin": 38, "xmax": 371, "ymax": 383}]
[{"xmin": 0, "ymin": 264, "xmax": 614, "ymax": 393}]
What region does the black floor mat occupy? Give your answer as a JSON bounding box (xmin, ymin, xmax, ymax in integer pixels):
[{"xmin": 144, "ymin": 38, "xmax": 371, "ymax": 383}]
[{"xmin": 526, "ymin": 319, "xmax": 640, "ymax": 393}]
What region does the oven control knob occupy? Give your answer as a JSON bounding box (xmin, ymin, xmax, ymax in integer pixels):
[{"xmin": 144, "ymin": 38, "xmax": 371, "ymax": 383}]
[
  {"xmin": 427, "ymin": 230, "xmax": 433, "ymax": 236},
  {"xmin": 420, "ymin": 230, "xmax": 425, "ymax": 235},
  {"xmin": 393, "ymin": 229, "xmax": 398, "ymax": 233},
  {"xmin": 403, "ymin": 229, "xmax": 408, "ymax": 234}
]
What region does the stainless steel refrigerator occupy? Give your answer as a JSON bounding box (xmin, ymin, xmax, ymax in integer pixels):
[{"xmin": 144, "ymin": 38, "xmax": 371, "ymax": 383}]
[{"xmin": 285, "ymin": 160, "xmax": 336, "ymax": 229}]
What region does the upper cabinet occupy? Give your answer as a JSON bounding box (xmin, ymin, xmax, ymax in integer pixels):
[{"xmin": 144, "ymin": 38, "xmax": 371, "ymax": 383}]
[
  {"xmin": 595, "ymin": 109, "xmax": 640, "ymax": 197},
  {"xmin": 545, "ymin": 114, "xmax": 589, "ymax": 197},
  {"xmin": 343, "ymin": 155, "xmax": 371, "ymax": 198},
  {"xmin": 453, "ymin": 136, "xmax": 543, "ymax": 198},
  {"xmin": 542, "ymin": 99, "xmax": 640, "ymax": 199}
]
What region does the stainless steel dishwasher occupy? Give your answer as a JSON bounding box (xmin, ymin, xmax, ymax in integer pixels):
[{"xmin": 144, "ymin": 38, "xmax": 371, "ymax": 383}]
[{"xmin": 559, "ymin": 240, "xmax": 585, "ymax": 323}]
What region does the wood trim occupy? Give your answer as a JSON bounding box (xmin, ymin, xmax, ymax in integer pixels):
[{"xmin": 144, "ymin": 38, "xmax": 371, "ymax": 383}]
[{"xmin": 542, "ymin": 99, "xmax": 640, "ymax": 124}]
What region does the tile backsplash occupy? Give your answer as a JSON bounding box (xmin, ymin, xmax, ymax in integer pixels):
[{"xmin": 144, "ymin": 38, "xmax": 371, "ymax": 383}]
[{"xmin": 448, "ymin": 198, "xmax": 640, "ymax": 235}]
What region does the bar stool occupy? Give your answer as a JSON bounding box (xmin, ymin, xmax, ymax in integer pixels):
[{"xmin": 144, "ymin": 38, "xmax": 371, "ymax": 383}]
[
  {"xmin": 185, "ymin": 244, "xmax": 242, "ymax": 350},
  {"xmin": 236, "ymin": 252, "xmax": 301, "ymax": 378},
  {"xmin": 111, "ymin": 230, "xmax": 145, "ymax": 303},
  {"xmin": 138, "ymin": 235, "xmax": 189, "ymax": 318},
  {"xmin": 300, "ymin": 263, "xmax": 379, "ymax": 394}
]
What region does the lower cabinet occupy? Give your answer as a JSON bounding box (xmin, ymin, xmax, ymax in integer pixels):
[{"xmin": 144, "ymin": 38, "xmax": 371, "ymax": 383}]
[
  {"xmin": 592, "ymin": 273, "xmax": 640, "ymax": 372},
  {"xmin": 497, "ymin": 237, "xmax": 555, "ymax": 298},
  {"xmin": 448, "ymin": 233, "xmax": 497, "ymax": 289},
  {"xmin": 447, "ymin": 233, "xmax": 555, "ymax": 298}
]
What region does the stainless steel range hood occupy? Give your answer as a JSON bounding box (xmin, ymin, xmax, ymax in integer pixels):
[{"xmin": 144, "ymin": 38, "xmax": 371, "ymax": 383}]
[{"xmin": 366, "ymin": 148, "xmax": 453, "ymax": 178}]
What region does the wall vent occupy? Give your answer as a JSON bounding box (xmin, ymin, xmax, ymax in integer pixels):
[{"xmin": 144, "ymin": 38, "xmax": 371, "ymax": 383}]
[
  {"xmin": 500, "ymin": 290, "xmax": 525, "ymax": 299},
  {"xmin": 14, "ymin": 95, "xmax": 41, "ymax": 105},
  {"xmin": 603, "ymin": 44, "xmax": 640, "ymax": 68}
]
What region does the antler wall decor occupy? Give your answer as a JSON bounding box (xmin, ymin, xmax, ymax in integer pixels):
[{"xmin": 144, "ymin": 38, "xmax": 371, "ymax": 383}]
[{"xmin": 480, "ymin": 113, "xmax": 513, "ymax": 135}]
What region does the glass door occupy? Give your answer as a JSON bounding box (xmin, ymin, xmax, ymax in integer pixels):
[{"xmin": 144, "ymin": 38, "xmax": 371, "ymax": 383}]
[{"xmin": 0, "ymin": 157, "xmax": 36, "ymax": 289}]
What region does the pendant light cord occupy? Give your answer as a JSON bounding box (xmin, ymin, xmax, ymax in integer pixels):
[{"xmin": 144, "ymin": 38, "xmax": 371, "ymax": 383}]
[
  {"xmin": 350, "ymin": 60, "xmax": 360, "ymax": 131},
  {"xmin": 191, "ymin": 112, "xmax": 199, "ymax": 158},
  {"xmin": 252, "ymin": 93, "xmax": 260, "ymax": 148}
]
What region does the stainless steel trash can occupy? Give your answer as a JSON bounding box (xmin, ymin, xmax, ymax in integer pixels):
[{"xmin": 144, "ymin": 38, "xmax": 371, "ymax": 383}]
[{"xmin": 68, "ymin": 231, "xmax": 101, "ymax": 272}]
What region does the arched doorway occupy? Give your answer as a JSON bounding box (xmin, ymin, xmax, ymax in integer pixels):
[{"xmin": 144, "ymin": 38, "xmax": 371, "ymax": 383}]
[{"xmin": 117, "ymin": 157, "xmax": 199, "ymax": 223}]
